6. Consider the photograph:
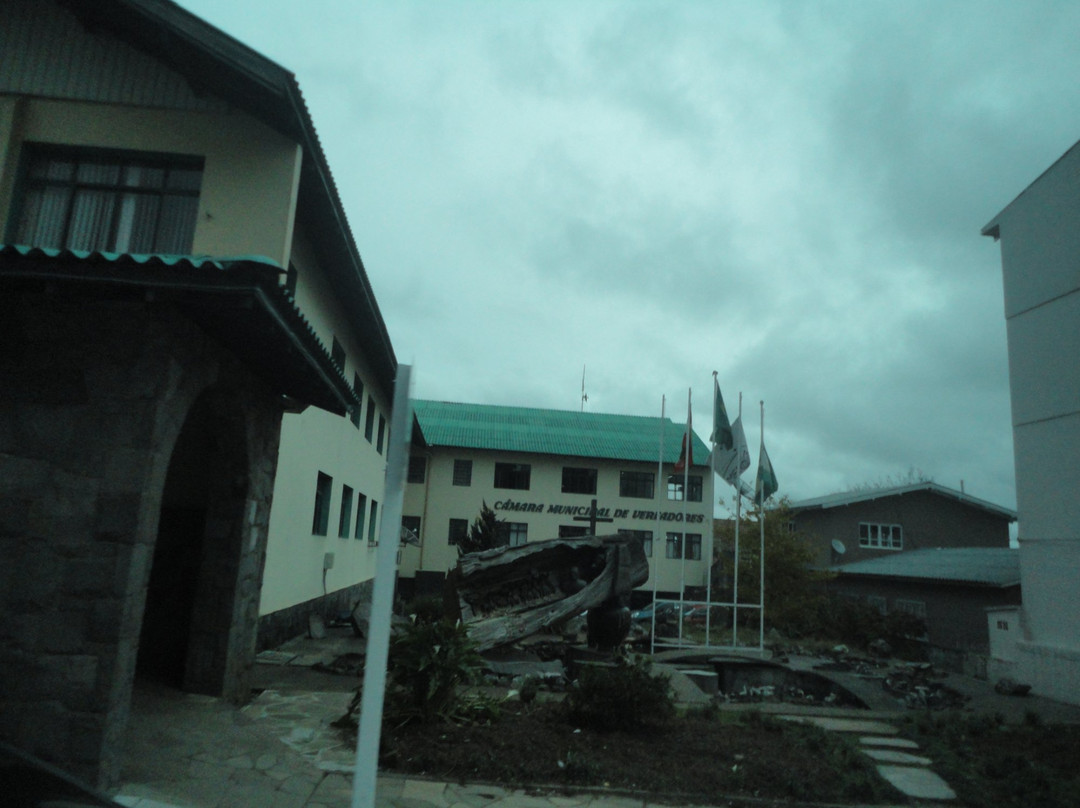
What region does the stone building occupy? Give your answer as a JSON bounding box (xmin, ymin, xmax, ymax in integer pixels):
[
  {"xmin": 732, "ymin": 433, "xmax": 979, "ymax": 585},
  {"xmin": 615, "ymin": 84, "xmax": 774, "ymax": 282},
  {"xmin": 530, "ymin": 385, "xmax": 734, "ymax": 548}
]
[
  {"xmin": 401, "ymin": 400, "xmax": 714, "ymax": 602},
  {"xmin": 0, "ymin": 0, "xmax": 396, "ymax": 785}
]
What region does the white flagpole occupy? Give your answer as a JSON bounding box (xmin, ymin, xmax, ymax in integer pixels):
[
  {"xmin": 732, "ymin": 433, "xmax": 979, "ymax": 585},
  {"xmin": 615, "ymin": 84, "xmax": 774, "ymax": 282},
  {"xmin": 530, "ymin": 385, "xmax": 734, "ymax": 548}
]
[
  {"xmin": 733, "ymin": 392, "xmax": 742, "ymax": 649},
  {"xmin": 758, "ymin": 399, "xmax": 766, "ymax": 653},
  {"xmin": 705, "ymin": 373, "xmax": 717, "ymax": 646},
  {"xmin": 352, "ymin": 364, "xmax": 413, "ymax": 808},
  {"xmin": 651, "ymin": 395, "xmax": 664, "ymax": 655},
  {"xmin": 678, "ymin": 387, "xmax": 690, "ymax": 647}
]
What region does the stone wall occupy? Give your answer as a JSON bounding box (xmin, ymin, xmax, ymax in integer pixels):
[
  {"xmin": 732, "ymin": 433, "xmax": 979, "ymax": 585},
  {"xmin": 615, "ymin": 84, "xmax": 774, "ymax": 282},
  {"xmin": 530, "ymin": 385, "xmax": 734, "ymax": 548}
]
[
  {"xmin": 256, "ymin": 578, "xmax": 374, "ymax": 651},
  {"xmin": 0, "ymin": 292, "xmax": 282, "ymax": 786}
]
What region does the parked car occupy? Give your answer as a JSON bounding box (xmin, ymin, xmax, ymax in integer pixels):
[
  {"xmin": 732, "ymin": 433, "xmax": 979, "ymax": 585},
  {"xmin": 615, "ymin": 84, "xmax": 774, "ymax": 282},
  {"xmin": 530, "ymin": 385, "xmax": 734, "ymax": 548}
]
[
  {"xmin": 631, "ymin": 601, "xmax": 702, "ymax": 622},
  {"xmin": 683, "ymin": 604, "xmax": 727, "ymax": 624}
]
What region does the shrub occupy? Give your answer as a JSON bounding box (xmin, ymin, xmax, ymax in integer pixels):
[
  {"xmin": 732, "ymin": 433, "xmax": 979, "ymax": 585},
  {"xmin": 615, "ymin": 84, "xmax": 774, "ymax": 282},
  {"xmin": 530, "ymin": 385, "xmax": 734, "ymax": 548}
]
[
  {"xmin": 385, "ymin": 615, "xmax": 483, "ymax": 725},
  {"xmin": 565, "ymin": 654, "xmax": 674, "ymax": 731}
]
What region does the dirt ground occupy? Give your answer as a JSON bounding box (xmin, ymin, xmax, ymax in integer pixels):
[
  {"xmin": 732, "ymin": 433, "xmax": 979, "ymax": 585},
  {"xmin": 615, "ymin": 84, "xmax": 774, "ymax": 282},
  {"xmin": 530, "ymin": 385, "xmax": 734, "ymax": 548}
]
[{"xmin": 378, "ymin": 700, "xmax": 902, "ymax": 805}]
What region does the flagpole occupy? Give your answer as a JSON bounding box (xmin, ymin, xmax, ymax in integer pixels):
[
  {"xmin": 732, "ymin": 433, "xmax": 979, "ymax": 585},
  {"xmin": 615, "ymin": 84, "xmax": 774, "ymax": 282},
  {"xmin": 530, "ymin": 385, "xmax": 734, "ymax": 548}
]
[
  {"xmin": 705, "ymin": 373, "xmax": 717, "ymax": 646},
  {"xmin": 678, "ymin": 387, "xmax": 690, "ymax": 647},
  {"xmin": 758, "ymin": 400, "xmax": 766, "ymax": 653},
  {"xmin": 651, "ymin": 395, "xmax": 664, "ymax": 655},
  {"xmin": 733, "ymin": 392, "xmax": 742, "ymax": 649}
]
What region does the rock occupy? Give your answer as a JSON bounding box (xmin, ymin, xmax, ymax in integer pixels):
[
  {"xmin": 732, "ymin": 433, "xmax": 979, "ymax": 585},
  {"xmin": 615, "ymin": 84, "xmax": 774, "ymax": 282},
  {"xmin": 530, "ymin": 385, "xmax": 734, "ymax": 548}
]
[
  {"xmin": 831, "ymin": 644, "xmax": 849, "ymax": 656},
  {"xmin": 995, "ymin": 677, "xmax": 1032, "ymax": 696},
  {"xmin": 868, "ymin": 638, "xmax": 892, "ymax": 657},
  {"xmin": 308, "ymin": 613, "xmax": 327, "ymax": 639}
]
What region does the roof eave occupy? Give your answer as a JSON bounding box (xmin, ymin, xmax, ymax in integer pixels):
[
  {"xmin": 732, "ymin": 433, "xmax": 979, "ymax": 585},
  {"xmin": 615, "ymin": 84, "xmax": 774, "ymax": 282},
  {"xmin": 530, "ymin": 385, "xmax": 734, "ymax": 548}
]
[{"xmin": 59, "ymin": 0, "xmax": 399, "ymax": 401}]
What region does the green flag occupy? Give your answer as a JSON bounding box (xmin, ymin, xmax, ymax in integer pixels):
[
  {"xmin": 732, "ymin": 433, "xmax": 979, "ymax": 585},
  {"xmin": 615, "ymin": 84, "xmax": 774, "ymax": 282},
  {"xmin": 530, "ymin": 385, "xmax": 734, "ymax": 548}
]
[
  {"xmin": 755, "ymin": 441, "xmax": 778, "ymax": 506},
  {"xmin": 710, "ymin": 376, "xmax": 733, "ymax": 450}
]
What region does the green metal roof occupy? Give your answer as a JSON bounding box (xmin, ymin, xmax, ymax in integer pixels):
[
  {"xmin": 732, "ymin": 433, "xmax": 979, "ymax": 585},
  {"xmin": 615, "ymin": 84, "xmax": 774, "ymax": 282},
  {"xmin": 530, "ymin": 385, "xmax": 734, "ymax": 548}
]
[
  {"xmin": 833, "ymin": 547, "xmax": 1020, "ymax": 588},
  {"xmin": 1, "ymin": 243, "xmax": 358, "ymax": 414},
  {"xmin": 413, "ymin": 399, "xmax": 710, "ymax": 466}
]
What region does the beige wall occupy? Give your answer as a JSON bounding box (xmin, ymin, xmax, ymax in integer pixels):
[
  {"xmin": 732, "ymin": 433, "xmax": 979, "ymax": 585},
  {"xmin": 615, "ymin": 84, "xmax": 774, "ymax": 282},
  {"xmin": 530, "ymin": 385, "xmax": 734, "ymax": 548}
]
[
  {"xmin": 403, "ymin": 447, "xmax": 713, "ymax": 595},
  {"xmin": 1, "ymin": 96, "xmax": 301, "ymax": 266},
  {"xmin": 260, "ymin": 226, "xmax": 391, "ymax": 615}
]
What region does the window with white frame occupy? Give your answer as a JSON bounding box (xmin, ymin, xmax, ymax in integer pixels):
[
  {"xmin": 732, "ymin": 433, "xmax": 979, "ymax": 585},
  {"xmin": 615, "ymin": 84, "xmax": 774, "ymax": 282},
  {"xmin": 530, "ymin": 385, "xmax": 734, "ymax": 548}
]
[
  {"xmin": 503, "ymin": 522, "xmax": 528, "ymax": 546},
  {"xmin": 15, "ymin": 146, "xmax": 202, "ymax": 254},
  {"xmin": 859, "ymin": 522, "xmax": 903, "ymax": 549},
  {"xmin": 665, "ymin": 532, "xmax": 702, "ymax": 560},
  {"xmin": 666, "ymin": 475, "xmax": 703, "ymax": 502}
]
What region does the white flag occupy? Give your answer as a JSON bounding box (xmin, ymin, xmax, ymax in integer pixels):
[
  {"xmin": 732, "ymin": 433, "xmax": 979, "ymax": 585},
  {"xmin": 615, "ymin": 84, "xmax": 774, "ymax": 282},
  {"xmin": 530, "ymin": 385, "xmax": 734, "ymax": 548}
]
[{"xmin": 714, "ymin": 415, "xmax": 751, "ymax": 487}]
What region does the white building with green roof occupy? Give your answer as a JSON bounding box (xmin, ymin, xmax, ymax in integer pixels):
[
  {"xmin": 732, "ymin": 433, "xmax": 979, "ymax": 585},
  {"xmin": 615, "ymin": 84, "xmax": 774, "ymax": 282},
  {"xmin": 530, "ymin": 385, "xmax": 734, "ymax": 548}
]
[{"xmin": 402, "ymin": 400, "xmax": 715, "ymax": 599}]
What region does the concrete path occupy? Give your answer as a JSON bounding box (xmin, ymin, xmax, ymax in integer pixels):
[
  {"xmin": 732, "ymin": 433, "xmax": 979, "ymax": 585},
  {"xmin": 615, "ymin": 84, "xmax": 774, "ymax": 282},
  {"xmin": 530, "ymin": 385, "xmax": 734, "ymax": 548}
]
[{"xmin": 778, "ymin": 714, "xmax": 956, "ymax": 802}]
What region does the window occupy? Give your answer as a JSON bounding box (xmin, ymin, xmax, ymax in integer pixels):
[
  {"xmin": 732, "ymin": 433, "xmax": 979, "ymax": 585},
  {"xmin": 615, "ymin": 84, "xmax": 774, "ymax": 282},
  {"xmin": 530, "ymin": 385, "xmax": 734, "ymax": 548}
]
[
  {"xmin": 859, "ymin": 522, "xmax": 903, "ymax": 550},
  {"xmin": 666, "ymin": 475, "xmax": 703, "ymax": 502},
  {"xmin": 620, "ymin": 471, "xmax": 654, "ymax": 499},
  {"xmin": 561, "ymin": 467, "xmax": 597, "ymax": 495},
  {"xmin": 338, "ymin": 485, "xmax": 353, "ymax": 538},
  {"xmin": 367, "ymin": 499, "xmax": 379, "ymax": 545},
  {"xmin": 503, "ymin": 522, "xmax": 528, "ymax": 546},
  {"xmin": 618, "ymin": 529, "xmax": 653, "ymax": 558},
  {"xmin": 331, "ymin": 337, "xmax": 346, "ymax": 371},
  {"xmin": 364, "ymin": 396, "xmax": 376, "ymax": 441},
  {"xmin": 895, "ymin": 599, "xmax": 927, "ymax": 619},
  {"xmin": 14, "ymin": 146, "xmax": 202, "ymax": 254},
  {"xmin": 350, "ymin": 374, "xmax": 364, "ymax": 428},
  {"xmin": 401, "ymin": 515, "xmax": 421, "ymax": 544},
  {"xmin": 453, "ymin": 459, "xmax": 473, "ymax": 486},
  {"xmin": 665, "ymin": 532, "xmax": 702, "ymax": 560},
  {"xmin": 354, "ymin": 493, "xmax": 367, "ymax": 540},
  {"xmin": 559, "ymin": 525, "xmax": 588, "ymax": 538},
  {"xmin": 377, "ymin": 415, "xmax": 386, "ymax": 454},
  {"xmin": 494, "ymin": 462, "xmax": 531, "ymax": 490},
  {"xmin": 312, "ymin": 472, "xmax": 332, "ymax": 536},
  {"xmin": 866, "ymin": 595, "xmax": 888, "ymax": 615},
  {"xmin": 407, "ymin": 456, "xmax": 426, "ymax": 484},
  {"xmin": 448, "ymin": 518, "xmax": 469, "ymax": 546}
]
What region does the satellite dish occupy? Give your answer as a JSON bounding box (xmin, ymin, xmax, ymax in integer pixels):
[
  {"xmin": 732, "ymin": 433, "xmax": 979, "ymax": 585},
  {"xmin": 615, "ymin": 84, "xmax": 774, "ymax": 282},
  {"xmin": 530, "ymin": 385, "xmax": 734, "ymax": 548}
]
[{"xmin": 831, "ymin": 539, "xmax": 847, "ymax": 555}]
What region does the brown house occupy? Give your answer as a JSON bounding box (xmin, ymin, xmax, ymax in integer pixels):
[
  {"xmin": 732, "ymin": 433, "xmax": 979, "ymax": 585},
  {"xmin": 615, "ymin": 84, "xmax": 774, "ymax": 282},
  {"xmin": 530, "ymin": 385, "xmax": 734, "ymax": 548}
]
[
  {"xmin": 788, "ymin": 482, "xmax": 1016, "ymax": 569},
  {"xmin": 829, "ymin": 547, "xmax": 1021, "ymax": 676}
]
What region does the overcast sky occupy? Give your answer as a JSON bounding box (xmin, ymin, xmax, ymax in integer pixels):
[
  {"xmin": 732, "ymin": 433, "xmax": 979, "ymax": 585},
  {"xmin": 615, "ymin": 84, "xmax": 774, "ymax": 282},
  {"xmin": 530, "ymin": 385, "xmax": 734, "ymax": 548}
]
[{"xmin": 178, "ymin": 0, "xmax": 1080, "ymax": 511}]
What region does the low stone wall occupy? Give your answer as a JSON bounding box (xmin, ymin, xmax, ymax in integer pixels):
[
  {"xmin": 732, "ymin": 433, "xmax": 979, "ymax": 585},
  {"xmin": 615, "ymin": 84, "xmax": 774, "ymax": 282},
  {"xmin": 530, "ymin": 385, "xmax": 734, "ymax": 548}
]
[{"xmin": 256, "ymin": 579, "xmax": 374, "ymax": 651}]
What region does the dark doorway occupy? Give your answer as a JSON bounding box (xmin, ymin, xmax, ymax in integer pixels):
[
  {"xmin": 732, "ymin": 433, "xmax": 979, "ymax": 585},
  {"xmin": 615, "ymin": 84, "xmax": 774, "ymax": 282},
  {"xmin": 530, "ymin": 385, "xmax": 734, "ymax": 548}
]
[{"xmin": 136, "ymin": 388, "xmax": 248, "ymax": 694}]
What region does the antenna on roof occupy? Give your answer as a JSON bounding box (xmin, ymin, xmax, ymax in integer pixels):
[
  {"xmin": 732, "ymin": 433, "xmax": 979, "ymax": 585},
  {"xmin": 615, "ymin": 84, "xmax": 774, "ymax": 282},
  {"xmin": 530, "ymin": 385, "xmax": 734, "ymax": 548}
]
[{"xmin": 581, "ymin": 364, "xmax": 588, "ymax": 411}]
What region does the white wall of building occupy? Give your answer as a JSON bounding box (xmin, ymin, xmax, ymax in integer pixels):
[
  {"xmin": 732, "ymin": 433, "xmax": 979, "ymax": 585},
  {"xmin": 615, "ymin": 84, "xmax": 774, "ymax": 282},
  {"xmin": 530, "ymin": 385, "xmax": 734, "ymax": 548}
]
[{"xmin": 986, "ymin": 140, "xmax": 1080, "ymax": 704}]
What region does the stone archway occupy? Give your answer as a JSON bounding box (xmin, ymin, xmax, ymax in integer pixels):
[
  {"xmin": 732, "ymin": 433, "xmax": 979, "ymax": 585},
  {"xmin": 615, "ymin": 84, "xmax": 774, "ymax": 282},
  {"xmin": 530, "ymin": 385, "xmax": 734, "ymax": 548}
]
[{"xmin": 136, "ymin": 385, "xmax": 252, "ymax": 695}]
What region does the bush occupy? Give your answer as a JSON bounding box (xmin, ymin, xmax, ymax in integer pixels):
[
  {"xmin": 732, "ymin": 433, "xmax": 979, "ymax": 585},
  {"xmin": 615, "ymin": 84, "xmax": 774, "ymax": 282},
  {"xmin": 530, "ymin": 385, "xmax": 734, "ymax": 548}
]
[
  {"xmin": 385, "ymin": 615, "xmax": 483, "ymax": 725},
  {"xmin": 565, "ymin": 654, "xmax": 674, "ymax": 731}
]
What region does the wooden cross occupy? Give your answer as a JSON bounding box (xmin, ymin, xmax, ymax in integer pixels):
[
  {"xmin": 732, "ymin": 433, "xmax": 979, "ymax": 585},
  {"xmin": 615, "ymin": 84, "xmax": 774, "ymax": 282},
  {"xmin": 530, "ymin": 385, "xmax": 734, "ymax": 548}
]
[{"xmin": 573, "ymin": 498, "xmax": 614, "ymax": 535}]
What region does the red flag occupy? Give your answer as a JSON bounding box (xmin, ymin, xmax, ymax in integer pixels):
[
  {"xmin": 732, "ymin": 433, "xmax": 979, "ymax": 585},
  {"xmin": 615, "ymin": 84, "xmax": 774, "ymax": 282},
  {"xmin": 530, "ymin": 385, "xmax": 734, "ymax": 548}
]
[{"xmin": 673, "ymin": 393, "xmax": 693, "ymax": 474}]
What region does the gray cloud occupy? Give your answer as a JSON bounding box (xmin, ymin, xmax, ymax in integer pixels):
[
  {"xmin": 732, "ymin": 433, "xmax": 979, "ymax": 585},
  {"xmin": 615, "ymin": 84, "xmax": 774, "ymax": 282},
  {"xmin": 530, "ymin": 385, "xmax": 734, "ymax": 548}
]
[{"xmin": 178, "ymin": 0, "xmax": 1080, "ymax": 510}]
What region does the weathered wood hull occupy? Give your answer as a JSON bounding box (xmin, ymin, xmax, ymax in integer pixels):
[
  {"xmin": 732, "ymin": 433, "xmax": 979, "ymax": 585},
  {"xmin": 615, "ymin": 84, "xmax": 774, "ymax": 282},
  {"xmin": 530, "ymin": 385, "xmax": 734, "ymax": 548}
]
[{"xmin": 447, "ymin": 534, "xmax": 649, "ymax": 651}]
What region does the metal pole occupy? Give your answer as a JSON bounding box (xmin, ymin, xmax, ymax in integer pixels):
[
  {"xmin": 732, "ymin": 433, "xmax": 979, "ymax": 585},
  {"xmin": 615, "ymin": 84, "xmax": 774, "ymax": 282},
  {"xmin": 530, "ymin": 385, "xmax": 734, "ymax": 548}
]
[{"xmin": 352, "ymin": 365, "xmax": 413, "ymax": 808}]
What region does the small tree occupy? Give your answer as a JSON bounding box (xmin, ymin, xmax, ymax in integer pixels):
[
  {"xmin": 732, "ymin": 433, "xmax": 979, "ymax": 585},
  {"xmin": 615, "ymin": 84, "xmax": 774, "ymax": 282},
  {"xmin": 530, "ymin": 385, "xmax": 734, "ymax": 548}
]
[
  {"xmin": 456, "ymin": 501, "xmax": 506, "ymax": 556},
  {"xmin": 714, "ymin": 498, "xmax": 831, "ymax": 637}
]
